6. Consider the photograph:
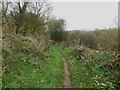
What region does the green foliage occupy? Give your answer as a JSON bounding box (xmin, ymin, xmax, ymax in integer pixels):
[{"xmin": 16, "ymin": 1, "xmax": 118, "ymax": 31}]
[
  {"xmin": 95, "ymin": 29, "xmax": 118, "ymax": 51},
  {"xmin": 56, "ymin": 44, "xmax": 119, "ymax": 89},
  {"xmin": 14, "ymin": 12, "xmax": 46, "ymax": 35},
  {"xmin": 2, "ymin": 17, "xmax": 16, "ymax": 33},
  {"xmin": 1, "ymin": 1, "xmax": 119, "ymax": 88},
  {"xmin": 48, "ymin": 18, "xmax": 66, "ymax": 42},
  {"xmin": 66, "ymin": 29, "xmax": 118, "ymax": 51},
  {"xmin": 1, "ymin": 1, "xmax": 51, "ymax": 36},
  {"xmin": 2, "ymin": 45, "xmax": 64, "ymax": 88},
  {"xmin": 79, "ymin": 31, "xmax": 97, "ymax": 49}
]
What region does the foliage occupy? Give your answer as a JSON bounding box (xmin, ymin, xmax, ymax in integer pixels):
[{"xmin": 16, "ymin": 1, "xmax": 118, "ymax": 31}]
[
  {"xmin": 1, "ymin": 1, "xmax": 51, "ymax": 35},
  {"xmin": 14, "ymin": 12, "xmax": 46, "ymax": 35},
  {"xmin": 56, "ymin": 44, "xmax": 119, "ymax": 89},
  {"xmin": 66, "ymin": 28, "xmax": 118, "ymax": 51},
  {"xmin": 1, "ymin": 1, "xmax": 119, "ymax": 89},
  {"xmin": 2, "ymin": 37, "xmax": 64, "ymax": 88},
  {"xmin": 48, "ymin": 18, "xmax": 66, "ymax": 42},
  {"xmin": 2, "ymin": 17, "xmax": 16, "ymax": 33}
]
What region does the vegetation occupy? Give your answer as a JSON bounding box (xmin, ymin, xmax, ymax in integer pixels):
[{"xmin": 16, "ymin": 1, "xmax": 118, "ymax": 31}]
[
  {"xmin": 48, "ymin": 18, "xmax": 66, "ymax": 42},
  {"xmin": 56, "ymin": 44, "xmax": 119, "ymax": 88},
  {"xmin": 65, "ymin": 29, "xmax": 118, "ymax": 51},
  {"xmin": 0, "ymin": 0, "xmax": 119, "ymax": 89},
  {"xmin": 3, "ymin": 46, "xmax": 64, "ymax": 88}
]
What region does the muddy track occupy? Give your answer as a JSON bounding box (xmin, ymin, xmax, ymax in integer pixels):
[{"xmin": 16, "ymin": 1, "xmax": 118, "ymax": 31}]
[{"xmin": 56, "ymin": 48, "xmax": 72, "ymax": 88}]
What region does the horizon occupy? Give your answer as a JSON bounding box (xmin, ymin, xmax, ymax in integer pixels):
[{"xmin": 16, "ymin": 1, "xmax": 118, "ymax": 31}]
[{"xmin": 51, "ymin": 2, "xmax": 118, "ymax": 31}]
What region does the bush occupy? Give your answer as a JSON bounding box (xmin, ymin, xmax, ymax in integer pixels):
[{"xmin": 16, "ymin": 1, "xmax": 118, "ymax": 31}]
[{"xmin": 66, "ymin": 28, "xmax": 118, "ymax": 51}]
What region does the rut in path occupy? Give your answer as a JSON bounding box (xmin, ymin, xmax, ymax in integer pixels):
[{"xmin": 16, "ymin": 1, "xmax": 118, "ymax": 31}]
[{"xmin": 57, "ymin": 49, "xmax": 72, "ymax": 88}]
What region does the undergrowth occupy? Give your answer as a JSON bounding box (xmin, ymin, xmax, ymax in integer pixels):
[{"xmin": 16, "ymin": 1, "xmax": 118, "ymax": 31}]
[{"xmin": 56, "ymin": 44, "xmax": 119, "ymax": 89}]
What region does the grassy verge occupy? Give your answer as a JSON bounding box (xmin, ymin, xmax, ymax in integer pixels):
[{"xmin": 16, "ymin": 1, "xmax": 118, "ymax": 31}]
[
  {"xmin": 2, "ymin": 46, "xmax": 64, "ymax": 88},
  {"xmin": 56, "ymin": 44, "xmax": 118, "ymax": 89}
]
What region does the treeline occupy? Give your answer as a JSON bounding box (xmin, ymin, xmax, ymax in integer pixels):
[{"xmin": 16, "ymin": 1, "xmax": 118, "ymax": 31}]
[
  {"xmin": 1, "ymin": 1, "xmax": 66, "ymax": 43},
  {"xmin": 1, "ymin": 1, "xmax": 118, "ymax": 52},
  {"xmin": 65, "ymin": 28, "xmax": 118, "ymax": 52}
]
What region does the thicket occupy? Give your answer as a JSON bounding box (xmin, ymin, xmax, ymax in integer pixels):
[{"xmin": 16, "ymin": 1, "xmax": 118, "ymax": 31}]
[
  {"xmin": 65, "ymin": 29, "xmax": 118, "ymax": 52},
  {"xmin": 64, "ymin": 29, "xmax": 119, "ymax": 88}
]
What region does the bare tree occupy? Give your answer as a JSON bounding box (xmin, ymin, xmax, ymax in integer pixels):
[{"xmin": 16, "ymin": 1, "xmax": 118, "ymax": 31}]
[
  {"xmin": 1, "ymin": 2, "xmax": 11, "ymax": 18},
  {"xmin": 28, "ymin": 1, "xmax": 51, "ymax": 16},
  {"xmin": 1, "ymin": 0, "xmax": 51, "ymax": 34},
  {"xmin": 27, "ymin": 1, "xmax": 51, "ymax": 25}
]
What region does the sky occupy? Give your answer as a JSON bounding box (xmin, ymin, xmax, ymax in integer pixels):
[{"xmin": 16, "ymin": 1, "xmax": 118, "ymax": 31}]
[{"xmin": 51, "ymin": 2, "xmax": 118, "ymax": 30}]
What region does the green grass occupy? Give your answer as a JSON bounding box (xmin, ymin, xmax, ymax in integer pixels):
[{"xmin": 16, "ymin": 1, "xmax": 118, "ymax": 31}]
[
  {"xmin": 2, "ymin": 44, "xmax": 119, "ymax": 88},
  {"xmin": 56, "ymin": 44, "xmax": 117, "ymax": 89},
  {"xmin": 2, "ymin": 46, "xmax": 64, "ymax": 88}
]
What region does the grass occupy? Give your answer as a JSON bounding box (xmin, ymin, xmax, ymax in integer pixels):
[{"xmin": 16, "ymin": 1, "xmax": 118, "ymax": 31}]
[
  {"xmin": 56, "ymin": 44, "xmax": 118, "ymax": 89},
  {"xmin": 2, "ymin": 42, "xmax": 119, "ymax": 88},
  {"xmin": 2, "ymin": 46, "xmax": 64, "ymax": 88}
]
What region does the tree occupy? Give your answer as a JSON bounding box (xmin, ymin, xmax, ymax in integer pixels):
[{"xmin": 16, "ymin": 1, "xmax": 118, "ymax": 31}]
[
  {"xmin": 1, "ymin": 1, "xmax": 11, "ymax": 27},
  {"xmin": 20, "ymin": 12, "xmax": 46, "ymax": 35},
  {"xmin": 1, "ymin": 0, "xmax": 51, "ymax": 35},
  {"xmin": 48, "ymin": 18, "xmax": 66, "ymax": 42}
]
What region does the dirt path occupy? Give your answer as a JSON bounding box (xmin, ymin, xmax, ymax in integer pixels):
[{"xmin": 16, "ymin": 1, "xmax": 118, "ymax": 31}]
[
  {"xmin": 63, "ymin": 57, "xmax": 72, "ymax": 88},
  {"xmin": 57, "ymin": 49, "xmax": 72, "ymax": 88}
]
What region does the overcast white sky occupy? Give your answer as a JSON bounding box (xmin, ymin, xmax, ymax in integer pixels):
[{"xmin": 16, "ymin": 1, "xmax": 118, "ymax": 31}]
[{"xmin": 51, "ymin": 2, "xmax": 118, "ymax": 30}]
